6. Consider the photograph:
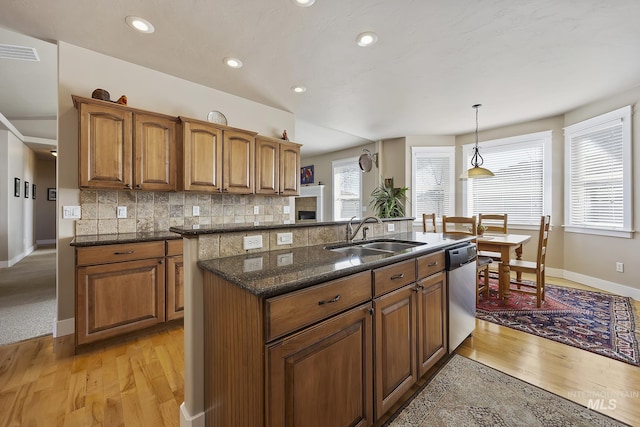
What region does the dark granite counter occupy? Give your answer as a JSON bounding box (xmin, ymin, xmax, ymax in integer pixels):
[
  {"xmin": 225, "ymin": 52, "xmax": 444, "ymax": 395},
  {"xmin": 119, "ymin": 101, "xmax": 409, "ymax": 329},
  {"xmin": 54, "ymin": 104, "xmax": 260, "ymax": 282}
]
[
  {"xmin": 70, "ymin": 231, "xmax": 182, "ymax": 247},
  {"xmin": 169, "ymin": 217, "xmax": 415, "ymax": 236},
  {"xmin": 197, "ymin": 232, "xmax": 473, "ymax": 298}
]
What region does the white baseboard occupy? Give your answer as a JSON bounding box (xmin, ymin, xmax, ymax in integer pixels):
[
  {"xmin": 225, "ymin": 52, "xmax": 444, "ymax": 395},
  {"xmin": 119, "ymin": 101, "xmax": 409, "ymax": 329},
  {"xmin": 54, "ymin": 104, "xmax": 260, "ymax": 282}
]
[
  {"xmin": 54, "ymin": 317, "xmax": 75, "ymax": 337},
  {"xmin": 561, "ymin": 269, "xmax": 640, "ymax": 301},
  {"xmin": 37, "ymin": 239, "xmax": 57, "ymax": 245},
  {"xmin": 180, "ymin": 403, "xmax": 205, "ymax": 427}
]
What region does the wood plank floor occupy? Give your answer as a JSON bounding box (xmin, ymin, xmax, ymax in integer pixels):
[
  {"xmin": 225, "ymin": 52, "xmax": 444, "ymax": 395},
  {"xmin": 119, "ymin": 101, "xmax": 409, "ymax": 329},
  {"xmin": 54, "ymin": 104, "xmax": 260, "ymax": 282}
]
[{"xmin": 1, "ymin": 276, "xmax": 638, "ymax": 426}]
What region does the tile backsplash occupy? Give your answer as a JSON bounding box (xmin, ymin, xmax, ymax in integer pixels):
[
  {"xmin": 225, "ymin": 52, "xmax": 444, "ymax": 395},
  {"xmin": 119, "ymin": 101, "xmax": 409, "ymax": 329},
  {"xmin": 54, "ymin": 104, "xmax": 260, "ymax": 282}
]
[{"xmin": 76, "ymin": 190, "xmax": 291, "ymax": 236}]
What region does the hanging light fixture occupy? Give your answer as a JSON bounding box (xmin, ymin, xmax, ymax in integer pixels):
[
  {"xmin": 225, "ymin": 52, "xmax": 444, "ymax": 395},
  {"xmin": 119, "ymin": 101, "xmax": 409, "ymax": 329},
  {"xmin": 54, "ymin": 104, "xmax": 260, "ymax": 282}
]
[{"xmin": 460, "ymin": 104, "xmax": 494, "ymax": 179}]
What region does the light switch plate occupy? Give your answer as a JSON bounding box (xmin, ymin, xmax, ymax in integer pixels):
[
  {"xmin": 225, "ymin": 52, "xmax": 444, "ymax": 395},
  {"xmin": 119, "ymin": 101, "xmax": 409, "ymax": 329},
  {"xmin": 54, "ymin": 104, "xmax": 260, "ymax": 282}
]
[
  {"xmin": 62, "ymin": 206, "xmax": 81, "ymax": 219},
  {"xmin": 387, "ymin": 223, "xmax": 395, "ymax": 232},
  {"xmin": 277, "ymin": 232, "xmax": 293, "ymax": 245},
  {"xmin": 192, "ymin": 206, "xmax": 200, "ymax": 216},
  {"xmin": 117, "ymin": 206, "xmax": 127, "ymax": 219},
  {"xmin": 283, "ymin": 206, "xmax": 290, "ymax": 214},
  {"xmin": 254, "ymin": 205, "xmax": 260, "ymax": 215}
]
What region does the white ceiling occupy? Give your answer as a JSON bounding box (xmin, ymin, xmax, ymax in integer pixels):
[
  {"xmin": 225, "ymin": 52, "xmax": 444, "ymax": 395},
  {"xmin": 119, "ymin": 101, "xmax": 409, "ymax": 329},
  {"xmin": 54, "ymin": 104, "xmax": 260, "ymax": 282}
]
[{"xmin": 2, "ymin": 0, "xmax": 640, "ymax": 157}]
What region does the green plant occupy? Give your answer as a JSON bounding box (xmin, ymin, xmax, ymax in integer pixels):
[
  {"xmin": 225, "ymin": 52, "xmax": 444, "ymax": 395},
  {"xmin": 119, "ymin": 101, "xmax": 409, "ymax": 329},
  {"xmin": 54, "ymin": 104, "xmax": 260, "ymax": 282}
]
[
  {"xmin": 477, "ymin": 224, "xmax": 487, "ymax": 235},
  {"xmin": 369, "ymin": 184, "xmax": 409, "ymax": 218}
]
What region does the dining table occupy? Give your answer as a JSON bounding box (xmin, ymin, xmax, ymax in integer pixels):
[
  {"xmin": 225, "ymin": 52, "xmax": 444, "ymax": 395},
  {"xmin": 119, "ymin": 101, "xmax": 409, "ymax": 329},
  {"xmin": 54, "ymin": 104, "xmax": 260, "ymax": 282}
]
[{"xmin": 475, "ymin": 233, "xmax": 532, "ymax": 304}]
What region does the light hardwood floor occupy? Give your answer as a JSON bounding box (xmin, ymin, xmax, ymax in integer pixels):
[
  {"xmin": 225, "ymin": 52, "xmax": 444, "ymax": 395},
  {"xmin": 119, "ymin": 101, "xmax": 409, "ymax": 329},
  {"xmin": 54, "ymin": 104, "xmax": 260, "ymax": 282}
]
[{"xmin": 0, "ymin": 277, "xmax": 638, "ymax": 427}]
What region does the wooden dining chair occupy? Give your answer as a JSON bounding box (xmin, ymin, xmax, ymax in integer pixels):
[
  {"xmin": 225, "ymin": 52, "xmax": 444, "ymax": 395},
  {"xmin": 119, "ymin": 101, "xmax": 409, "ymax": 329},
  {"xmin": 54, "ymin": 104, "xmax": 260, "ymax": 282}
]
[
  {"xmin": 442, "ymin": 215, "xmax": 492, "ymax": 303},
  {"xmin": 478, "ymin": 213, "xmax": 508, "ymax": 261},
  {"xmin": 509, "ymin": 215, "xmax": 551, "ymax": 307},
  {"xmin": 422, "ymin": 213, "xmax": 436, "ymax": 233}
]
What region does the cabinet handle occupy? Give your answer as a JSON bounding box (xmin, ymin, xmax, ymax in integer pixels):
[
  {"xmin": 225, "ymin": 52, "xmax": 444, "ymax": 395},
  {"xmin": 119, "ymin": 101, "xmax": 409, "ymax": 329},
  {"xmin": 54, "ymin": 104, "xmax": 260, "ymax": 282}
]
[
  {"xmin": 417, "ymin": 284, "xmax": 425, "ymax": 290},
  {"xmin": 114, "ymin": 251, "xmax": 135, "ymax": 255},
  {"xmin": 390, "ymin": 273, "xmax": 405, "ymax": 280},
  {"xmin": 318, "ymin": 294, "xmax": 341, "ymax": 305},
  {"xmin": 412, "ymin": 287, "xmax": 419, "ymax": 292},
  {"xmin": 428, "ymin": 261, "xmax": 438, "ymax": 267}
]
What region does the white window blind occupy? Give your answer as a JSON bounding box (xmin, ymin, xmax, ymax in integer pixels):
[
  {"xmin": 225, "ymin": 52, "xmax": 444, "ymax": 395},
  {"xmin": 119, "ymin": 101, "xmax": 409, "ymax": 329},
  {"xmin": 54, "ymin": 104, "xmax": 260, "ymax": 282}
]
[
  {"xmin": 411, "ymin": 147, "xmax": 454, "ymax": 219},
  {"xmin": 564, "ymin": 106, "xmax": 632, "ymax": 237},
  {"xmin": 332, "ymin": 157, "xmax": 362, "ymax": 220},
  {"xmin": 464, "ymin": 131, "xmax": 551, "ymax": 226}
]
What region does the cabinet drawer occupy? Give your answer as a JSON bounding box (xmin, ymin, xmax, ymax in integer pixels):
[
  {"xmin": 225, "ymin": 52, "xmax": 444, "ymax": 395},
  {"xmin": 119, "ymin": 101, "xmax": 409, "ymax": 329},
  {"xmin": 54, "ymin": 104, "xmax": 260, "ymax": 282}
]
[
  {"xmin": 166, "ymin": 239, "xmax": 183, "ymax": 256},
  {"xmin": 265, "ymin": 271, "xmax": 372, "ymax": 341},
  {"xmin": 373, "ymin": 259, "xmax": 416, "ymax": 297},
  {"xmin": 416, "ymin": 250, "xmax": 445, "ymax": 279},
  {"xmin": 76, "ymin": 241, "xmax": 165, "ymax": 266}
]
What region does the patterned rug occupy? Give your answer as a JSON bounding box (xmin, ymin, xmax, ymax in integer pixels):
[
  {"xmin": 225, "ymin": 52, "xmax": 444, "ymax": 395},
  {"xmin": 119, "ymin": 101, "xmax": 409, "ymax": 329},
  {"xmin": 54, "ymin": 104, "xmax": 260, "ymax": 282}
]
[
  {"xmin": 386, "ymin": 355, "xmax": 628, "ymax": 426},
  {"xmin": 476, "ymin": 275, "xmax": 640, "ymax": 366}
]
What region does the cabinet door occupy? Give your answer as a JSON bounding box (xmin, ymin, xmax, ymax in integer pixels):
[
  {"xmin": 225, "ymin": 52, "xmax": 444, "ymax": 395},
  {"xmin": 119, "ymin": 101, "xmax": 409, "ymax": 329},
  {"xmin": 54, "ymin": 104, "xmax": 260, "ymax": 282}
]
[
  {"xmin": 76, "ymin": 258, "xmax": 166, "ymax": 345},
  {"xmin": 134, "ymin": 113, "xmax": 177, "ymax": 191},
  {"xmin": 279, "ymin": 142, "xmax": 300, "ymax": 196},
  {"xmin": 417, "ymin": 271, "xmax": 447, "ymax": 377},
  {"xmin": 374, "ymin": 284, "xmax": 417, "ymax": 418},
  {"xmin": 166, "ymin": 255, "xmax": 184, "ymax": 320},
  {"xmin": 267, "ymin": 303, "xmax": 373, "ymax": 427},
  {"xmin": 181, "ymin": 120, "xmax": 223, "ymax": 192},
  {"xmin": 78, "ymin": 101, "xmax": 133, "ymax": 189},
  {"xmin": 223, "ymin": 130, "xmax": 255, "ymax": 194},
  {"xmin": 255, "ymin": 137, "xmax": 279, "ymax": 195}
]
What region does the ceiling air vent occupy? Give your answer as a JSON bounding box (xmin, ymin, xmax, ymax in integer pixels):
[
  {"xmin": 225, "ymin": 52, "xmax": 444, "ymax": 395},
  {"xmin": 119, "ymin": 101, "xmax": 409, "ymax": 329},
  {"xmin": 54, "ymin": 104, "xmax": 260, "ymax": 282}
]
[{"xmin": 0, "ymin": 44, "xmax": 40, "ymax": 61}]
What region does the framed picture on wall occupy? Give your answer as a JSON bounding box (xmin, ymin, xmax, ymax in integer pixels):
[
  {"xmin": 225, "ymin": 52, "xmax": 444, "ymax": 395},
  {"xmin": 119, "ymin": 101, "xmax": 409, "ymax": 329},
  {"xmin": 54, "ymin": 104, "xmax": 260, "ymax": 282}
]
[
  {"xmin": 300, "ymin": 165, "xmax": 314, "ymax": 185},
  {"xmin": 47, "ymin": 187, "xmax": 56, "ymax": 201},
  {"xmin": 25, "ymin": 181, "xmax": 29, "ymax": 198},
  {"xmin": 14, "ymin": 178, "xmax": 20, "ymax": 197},
  {"xmin": 32, "ymin": 184, "xmax": 36, "ymax": 199}
]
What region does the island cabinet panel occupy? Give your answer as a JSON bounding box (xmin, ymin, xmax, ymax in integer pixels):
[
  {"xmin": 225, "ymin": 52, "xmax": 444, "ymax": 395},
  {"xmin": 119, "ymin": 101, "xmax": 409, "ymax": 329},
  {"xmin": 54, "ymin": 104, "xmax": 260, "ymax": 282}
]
[
  {"xmin": 417, "ymin": 271, "xmax": 447, "ymax": 377},
  {"xmin": 223, "ymin": 130, "xmax": 255, "ymax": 194},
  {"xmin": 266, "ymin": 303, "xmax": 373, "ymax": 427},
  {"xmin": 279, "ymin": 142, "xmax": 300, "ymax": 196},
  {"xmin": 78, "ymin": 101, "xmax": 133, "ymax": 189},
  {"xmin": 165, "ymin": 254, "xmax": 184, "ymax": 320},
  {"xmin": 373, "ymin": 284, "xmax": 418, "ymax": 418},
  {"xmin": 134, "ymin": 113, "xmax": 177, "ymax": 191},
  {"xmin": 76, "ymin": 258, "xmax": 165, "ymax": 345},
  {"xmin": 181, "ymin": 120, "xmax": 223, "ymax": 192}
]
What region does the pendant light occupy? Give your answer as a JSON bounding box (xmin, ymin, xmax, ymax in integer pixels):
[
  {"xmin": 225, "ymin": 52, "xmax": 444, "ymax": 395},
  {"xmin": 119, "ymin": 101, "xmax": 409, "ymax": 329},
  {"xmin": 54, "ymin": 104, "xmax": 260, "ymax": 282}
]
[{"xmin": 460, "ymin": 104, "xmax": 494, "ymax": 179}]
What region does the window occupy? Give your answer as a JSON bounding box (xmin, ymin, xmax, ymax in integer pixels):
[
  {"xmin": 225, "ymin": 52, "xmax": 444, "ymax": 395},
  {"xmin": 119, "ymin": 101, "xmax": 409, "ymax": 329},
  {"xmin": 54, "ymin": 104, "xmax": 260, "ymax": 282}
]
[
  {"xmin": 564, "ymin": 106, "xmax": 632, "ymax": 238},
  {"xmin": 463, "ymin": 131, "xmax": 552, "ymax": 226},
  {"xmin": 411, "ymin": 147, "xmax": 455, "ymax": 221},
  {"xmin": 332, "ymin": 157, "xmax": 362, "ymax": 220}
]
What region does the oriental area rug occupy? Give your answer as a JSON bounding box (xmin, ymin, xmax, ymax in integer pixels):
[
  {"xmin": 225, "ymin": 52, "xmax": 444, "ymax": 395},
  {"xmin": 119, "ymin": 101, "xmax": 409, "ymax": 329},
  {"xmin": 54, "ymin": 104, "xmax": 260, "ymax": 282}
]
[
  {"xmin": 475, "ymin": 276, "xmax": 640, "ymax": 366},
  {"xmin": 386, "ymin": 355, "xmax": 627, "ymax": 427}
]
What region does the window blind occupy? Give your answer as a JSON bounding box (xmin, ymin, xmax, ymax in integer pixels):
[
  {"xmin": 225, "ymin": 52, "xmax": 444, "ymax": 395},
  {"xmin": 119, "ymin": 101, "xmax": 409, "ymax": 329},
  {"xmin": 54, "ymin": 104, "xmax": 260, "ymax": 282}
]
[
  {"xmin": 412, "ymin": 148, "xmax": 454, "ymax": 219},
  {"xmin": 466, "ymin": 134, "xmax": 548, "ymax": 225},
  {"xmin": 333, "ymin": 159, "xmax": 362, "ymax": 220}
]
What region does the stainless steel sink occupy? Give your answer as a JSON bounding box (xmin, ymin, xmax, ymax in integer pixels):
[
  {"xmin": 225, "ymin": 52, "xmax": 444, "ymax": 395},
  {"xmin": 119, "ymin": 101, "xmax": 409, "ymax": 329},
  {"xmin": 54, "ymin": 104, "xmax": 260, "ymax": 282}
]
[{"xmin": 326, "ymin": 239, "xmax": 426, "ymax": 256}]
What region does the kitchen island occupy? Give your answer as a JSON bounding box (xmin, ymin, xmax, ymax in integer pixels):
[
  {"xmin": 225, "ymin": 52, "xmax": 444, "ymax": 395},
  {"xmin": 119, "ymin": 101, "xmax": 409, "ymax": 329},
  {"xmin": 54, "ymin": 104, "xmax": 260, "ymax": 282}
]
[{"xmin": 171, "ymin": 219, "xmax": 473, "ymax": 427}]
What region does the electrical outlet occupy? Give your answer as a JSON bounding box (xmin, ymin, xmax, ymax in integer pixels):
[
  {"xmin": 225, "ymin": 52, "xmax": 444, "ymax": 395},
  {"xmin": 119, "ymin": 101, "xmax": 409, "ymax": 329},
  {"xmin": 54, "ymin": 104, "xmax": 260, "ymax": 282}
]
[
  {"xmin": 192, "ymin": 205, "xmax": 200, "ymax": 216},
  {"xmin": 254, "ymin": 205, "xmax": 260, "ymax": 215},
  {"xmin": 243, "ymin": 235, "xmax": 263, "ymax": 250},
  {"xmin": 387, "ymin": 223, "xmax": 395, "ymax": 232},
  {"xmin": 117, "ymin": 206, "xmax": 127, "ymax": 218},
  {"xmin": 277, "ymin": 232, "xmax": 293, "ymax": 245},
  {"xmin": 616, "ymin": 262, "xmax": 624, "ymax": 273},
  {"xmin": 62, "ymin": 206, "xmax": 81, "ymax": 219},
  {"xmin": 283, "ymin": 205, "xmax": 290, "ymax": 214}
]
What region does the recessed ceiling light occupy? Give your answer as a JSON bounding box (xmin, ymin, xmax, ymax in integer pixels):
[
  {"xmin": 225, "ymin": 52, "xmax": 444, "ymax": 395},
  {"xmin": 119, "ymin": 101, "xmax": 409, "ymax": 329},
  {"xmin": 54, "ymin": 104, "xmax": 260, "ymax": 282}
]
[
  {"xmin": 224, "ymin": 57, "xmax": 243, "ymax": 68},
  {"xmin": 356, "ymin": 31, "xmax": 378, "ymax": 47},
  {"xmin": 125, "ymin": 16, "xmax": 155, "ymax": 34},
  {"xmin": 292, "ymin": 86, "xmax": 307, "ymax": 93},
  {"xmin": 292, "ymin": 0, "xmax": 315, "ymax": 7}
]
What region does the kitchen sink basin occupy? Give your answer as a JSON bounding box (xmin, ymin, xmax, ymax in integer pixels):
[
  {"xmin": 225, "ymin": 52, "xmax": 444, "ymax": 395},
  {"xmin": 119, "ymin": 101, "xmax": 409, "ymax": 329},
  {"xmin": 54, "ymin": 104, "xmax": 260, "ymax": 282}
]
[{"xmin": 326, "ymin": 239, "xmax": 426, "ymax": 256}]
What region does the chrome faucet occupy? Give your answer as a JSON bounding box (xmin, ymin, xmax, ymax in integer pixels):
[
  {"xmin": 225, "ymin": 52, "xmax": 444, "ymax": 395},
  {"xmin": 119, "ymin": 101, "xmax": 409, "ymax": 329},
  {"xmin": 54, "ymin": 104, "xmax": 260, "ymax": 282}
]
[{"xmin": 346, "ymin": 216, "xmax": 383, "ymax": 242}]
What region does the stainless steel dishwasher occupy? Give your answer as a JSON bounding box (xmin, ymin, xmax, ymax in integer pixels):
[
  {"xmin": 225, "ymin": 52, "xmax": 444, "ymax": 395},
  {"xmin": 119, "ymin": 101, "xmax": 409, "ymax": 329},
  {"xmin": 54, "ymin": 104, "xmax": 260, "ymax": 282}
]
[{"xmin": 446, "ymin": 243, "xmax": 477, "ymax": 353}]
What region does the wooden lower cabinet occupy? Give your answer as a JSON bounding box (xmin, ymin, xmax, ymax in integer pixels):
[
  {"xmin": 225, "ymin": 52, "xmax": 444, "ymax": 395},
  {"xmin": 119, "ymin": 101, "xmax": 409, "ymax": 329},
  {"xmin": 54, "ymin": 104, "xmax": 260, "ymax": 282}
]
[
  {"xmin": 417, "ymin": 271, "xmax": 447, "ymax": 377},
  {"xmin": 76, "ymin": 257, "xmax": 166, "ymax": 345},
  {"xmin": 373, "ymin": 284, "xmax": 418, "ymax": 418},
  {"xmin": 165, "ymin": 254, "xmax": 184, "ymax": 320},
  {"xmin": 266, "ymin": 303, "xmax": 374, "ymax": 427}
]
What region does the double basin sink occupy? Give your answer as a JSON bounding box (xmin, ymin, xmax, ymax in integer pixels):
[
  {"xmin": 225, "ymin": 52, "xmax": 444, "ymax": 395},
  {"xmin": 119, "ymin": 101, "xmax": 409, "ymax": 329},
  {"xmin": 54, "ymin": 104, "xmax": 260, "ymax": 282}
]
[{"xmin": 326, "ymin": 239, "xmax": 426, "ymax": 257}]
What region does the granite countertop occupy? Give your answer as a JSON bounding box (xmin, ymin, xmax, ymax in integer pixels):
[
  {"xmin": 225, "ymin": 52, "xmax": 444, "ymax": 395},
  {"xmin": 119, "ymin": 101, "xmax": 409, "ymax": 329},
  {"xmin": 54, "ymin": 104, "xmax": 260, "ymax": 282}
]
[
  {"xmin": 169, "ymin": 217, "xmax": 415, "ymax": 236},
  {"xmin": 197, "ymin": 232, "xmax": 474, "ymax": 298},
  {"xmin": 70, "ymin": 230, "xmax": 182, "ymax": 247}
]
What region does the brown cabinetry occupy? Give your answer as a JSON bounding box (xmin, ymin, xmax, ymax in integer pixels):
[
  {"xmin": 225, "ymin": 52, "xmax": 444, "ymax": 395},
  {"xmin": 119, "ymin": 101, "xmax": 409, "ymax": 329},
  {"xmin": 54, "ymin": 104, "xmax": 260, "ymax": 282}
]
[
  {"xmin": 416, "ymin": 271, "xmax": 447, "ymax": 376},
  {"xmin": 73, "ymin": 96, "xmax": 177, "ymax": 191},
  {"xmin": 75, "ymin": 239, "xmax": 184, "ymax": 346},
  {"xmin": 180, "ymin": 117, "xmax": 256, "ymax": 194},
  {"xmin": 255, "ymin": 136, "xmax": 301, "ymax": 196}
]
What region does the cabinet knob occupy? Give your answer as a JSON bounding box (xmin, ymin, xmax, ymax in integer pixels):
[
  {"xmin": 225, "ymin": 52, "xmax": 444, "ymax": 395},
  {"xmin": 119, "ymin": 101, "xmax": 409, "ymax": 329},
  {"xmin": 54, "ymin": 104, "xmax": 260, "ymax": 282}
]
[
  {"xmin": 136, "ymin": 184, "xmax": 141, "ymax": 189},
  {"xmin": 159, "ymin": 260, "xmax": 164, "ymax": 264},
  {"xmin": 124, "ymin": 184, "xmax": 131, "ymax": 189},
  {"xmin": 368, "ymin": 307, "xmax": 374, "ymax": 315}
]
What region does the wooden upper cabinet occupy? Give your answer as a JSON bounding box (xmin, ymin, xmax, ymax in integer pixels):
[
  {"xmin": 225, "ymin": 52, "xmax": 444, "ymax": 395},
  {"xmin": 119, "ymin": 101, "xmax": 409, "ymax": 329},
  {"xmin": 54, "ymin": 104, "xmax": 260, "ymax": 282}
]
[
  {"xmin": 255, "ymin": 136, "xmax": 301, "ymax": 196},
  {"xmin": 181, "ymin": 119, "xmax": 223, "ymax": 192},
  {"xmin": 223, "ymin": 130, "xmax": 255, "ymax": 194},
  {"xmin": 74, "ymin": 96, "xmax": 177, "ymax": 191},
  {"xmin": 134, "ymin": 113, "xmax": 177, "ymax": 191},
  {"xmin": 77, "ymin": 99, "xmax": 133, "ymax": 189},
  {"xmin": 279, "ymin": 141, "xmax": 301, "ymax": 196}
]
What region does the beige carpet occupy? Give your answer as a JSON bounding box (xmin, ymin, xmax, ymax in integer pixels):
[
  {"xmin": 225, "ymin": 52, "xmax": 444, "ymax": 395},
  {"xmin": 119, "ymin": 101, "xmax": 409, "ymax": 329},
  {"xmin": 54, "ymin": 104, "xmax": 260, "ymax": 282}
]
[
  {"xmin": 0, "ymin": 246, "xmax": 56, "ymax": 345},
  {"xmin": 387, "ymin": 355, "xmax": 627, "ymax": 427}
]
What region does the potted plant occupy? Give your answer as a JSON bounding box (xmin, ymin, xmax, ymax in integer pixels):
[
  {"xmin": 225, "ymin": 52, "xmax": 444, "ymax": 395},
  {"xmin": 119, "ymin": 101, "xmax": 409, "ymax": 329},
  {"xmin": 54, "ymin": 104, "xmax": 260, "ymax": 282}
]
[
  {"xmin": 477, "ymin": 223, "xmax": 487, "ymax": 236},
  {"xmin": 369, "ymin": 184, "xmax": 409, "ymax": 218}
]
